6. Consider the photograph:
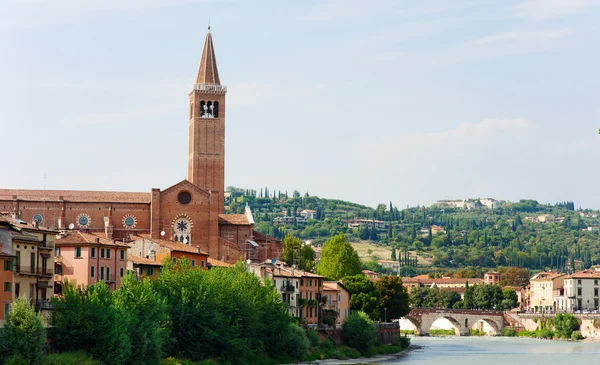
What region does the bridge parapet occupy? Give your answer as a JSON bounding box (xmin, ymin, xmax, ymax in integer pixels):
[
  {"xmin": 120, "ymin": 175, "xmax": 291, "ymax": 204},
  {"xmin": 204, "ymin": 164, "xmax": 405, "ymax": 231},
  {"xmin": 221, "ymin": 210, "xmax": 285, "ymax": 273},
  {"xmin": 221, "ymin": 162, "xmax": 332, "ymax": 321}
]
[{"xmin": 403, "ymin": 308, "xmax": 505, "ymax": 336}]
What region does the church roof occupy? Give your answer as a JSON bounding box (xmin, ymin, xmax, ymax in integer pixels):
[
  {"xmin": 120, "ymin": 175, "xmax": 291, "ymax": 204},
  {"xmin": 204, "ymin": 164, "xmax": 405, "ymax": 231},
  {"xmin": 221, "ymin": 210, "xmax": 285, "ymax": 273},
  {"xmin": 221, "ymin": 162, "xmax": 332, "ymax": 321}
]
[
  {"xmin": 0, "ymin": 189, "xmax": 150, "ymax": 203},
  {"xmin": 218, "ymin": 214, "xmax": 251, "ymax": 225},
  {"xmin": 195, "ymin": 29, "xmax": 221, "ymax": 85}
]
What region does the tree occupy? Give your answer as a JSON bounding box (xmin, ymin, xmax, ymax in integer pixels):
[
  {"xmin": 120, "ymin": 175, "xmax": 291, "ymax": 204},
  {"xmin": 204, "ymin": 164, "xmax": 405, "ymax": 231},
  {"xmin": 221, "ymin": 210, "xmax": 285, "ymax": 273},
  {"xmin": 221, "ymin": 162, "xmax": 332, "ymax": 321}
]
[
  {"xmin": 502, "ymin": 288, "xmax": 519, "ymax": 310},
  {"xmin": 3, "ymin": 297, "xmax": 46, "ymax": 365},
  {"xmin": 498, "ymin": 267, "xmax": 530, "ymax": 287},
  {"xmin": 554, "ymin": 313, "xmax": 580, "ymax": 339},
  {"xmin": 281, "ymin": 235, "xmax": 316, "ymax": 271},
  {"xmin": 443, "ymin": 291, "xmax": 462, "ymax": 309},
  {"xmin": 391, "ymin": 247, "xmax": 397, "ymax": 261},
  {"xmin": 374, "ymin": 276, "xmax": 411, "ymax": 320},
  {"xmin": 317, "ymin": 233, "xmax": 361, "ymax": 280},
  {"xmin": 463, "ymin": 281, "xmax": 474, "ymax": 309},
  {"xmin": 343, "ymin": 274, "xmax": 380, "ymax": 319},
  {"xmin": 343, "ymin": 311, "xmax": 377, "ymax": 355}
]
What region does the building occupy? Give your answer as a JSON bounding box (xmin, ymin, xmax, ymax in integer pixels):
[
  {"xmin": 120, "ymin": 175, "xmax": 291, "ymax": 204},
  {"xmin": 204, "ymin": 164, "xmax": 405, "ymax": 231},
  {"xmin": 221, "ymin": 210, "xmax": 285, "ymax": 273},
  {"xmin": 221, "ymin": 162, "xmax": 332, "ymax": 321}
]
[
  {"xmin": 346, "ymin": 219, "xmax": 387, "ymax": 229},
  {"xmin": 54, "ymin": 231, "xmax": 129, "ymax": 292},
  {"xmin": 0, "ymin": 29, "xmax": 281, "ymax": 265},
  {"xmin": 529, "ymin": 272, "xmax": 566, "ymax": 312},
  {"xmin": 362, "ymin": 270, "xmax": 379, "ymax": 281},
  {"xmin": 377, "ymin": 260, "xmax": 401, "ymax": 273},
  {"xmin": 484, "ymin": 271, "xmax": 501, "ymax": 285},
  {"xmin": 537, "ymin": 214, "xmax": 555, "ymax": 223},
  {"xmin": 128, "ymin": 234, "xmax": 209, "ymax": 269},
  {"xmin": 322, "ymin": 281, "xmax": 350, "ymax": 326},
  {"xmin": 249, "ymin": 261, "xmax": 325, "ymax": 325},
  {"xmin": 558, "ymin": 270, "xmax": 600, "ymax": 312},
  {"xmin": 401, "ymin": 277, "xmax": 484, "ymax": 293},
  {"xmin": 0, "ymin": 248, "xmax": 15, "ymax": 324},
  {"xmin": 0, "ymin": 218, "xmax": 56, "ymax": 318},
  {"xmin": 128, "ymin": 255, "xmax": 162, "ymax": 280}
]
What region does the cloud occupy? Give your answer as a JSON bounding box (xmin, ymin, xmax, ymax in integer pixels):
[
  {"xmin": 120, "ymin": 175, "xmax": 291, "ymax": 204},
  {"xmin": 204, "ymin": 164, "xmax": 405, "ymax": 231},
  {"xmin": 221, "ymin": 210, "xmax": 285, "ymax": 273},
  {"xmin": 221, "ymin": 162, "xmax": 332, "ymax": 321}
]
[{"xmin": 511, "ymin": 0, "xmax": 600, "ymax": 21}]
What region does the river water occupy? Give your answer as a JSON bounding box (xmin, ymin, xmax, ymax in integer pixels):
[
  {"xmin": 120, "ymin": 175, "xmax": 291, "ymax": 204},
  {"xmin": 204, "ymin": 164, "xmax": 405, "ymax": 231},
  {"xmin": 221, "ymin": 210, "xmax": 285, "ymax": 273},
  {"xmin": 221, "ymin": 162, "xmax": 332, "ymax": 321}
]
[{"xmin": 383, "ymin": 337, "xmax": 600, "ymax": 365}]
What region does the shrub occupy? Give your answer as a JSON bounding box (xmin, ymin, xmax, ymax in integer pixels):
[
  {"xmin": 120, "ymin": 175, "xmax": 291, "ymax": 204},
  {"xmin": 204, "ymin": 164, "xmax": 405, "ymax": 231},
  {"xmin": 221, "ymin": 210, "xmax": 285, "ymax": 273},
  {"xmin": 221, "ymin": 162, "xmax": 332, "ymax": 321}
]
[
  {"xmin": 571, "ymin": 331, "xmax": 584, "ymax": 341},
  {"xmin": 306, "ymin": 329, "xmax": 320, "ymax": 348},
  {"xmin": 3, "ymin": 298, "xmax": 46, "ymax": 365},
  {"xmin": 393, "ymin": 335, "xmax": 411, "ymax": 349},
  {"xmin": 470, "ymin": 329, "xmax": 486, "ymax": 336},
  {"xmin": 43, "ymin": 352, "xmax": 103, "ymax": 365},
  {"xmin": 536, "ymin": 328, "xmax": 554, "ymax": 339},
  {"xmin": 338, "ymin": 346, "xmax": 361, "ymax": 359},
  {"xmin": 278, "ymin": 324, "xmax": 310, "ymax": 360},
  {"xmin": 500, "ymin": 328, "xmax": 517, "ymax": 337},
  {"xmin": 319, "ymin": 338, "xmax": 334, "ymax": 351},
  {"xmin": 5, "ymin": 355, "xmax": 27, "ymax": 365},
  {"xmin": 554, "ymin": 313, "xmax": 580, "ymax": 339},
  {"xmin": 343, "ymin": 311, "xmax": 377, "ymax": 355}
]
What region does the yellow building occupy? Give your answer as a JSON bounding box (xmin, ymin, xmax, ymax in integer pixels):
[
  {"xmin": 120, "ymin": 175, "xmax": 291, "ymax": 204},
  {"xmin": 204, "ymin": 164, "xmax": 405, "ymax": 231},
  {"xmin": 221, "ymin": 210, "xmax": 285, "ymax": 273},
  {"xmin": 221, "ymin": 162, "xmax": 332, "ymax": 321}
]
[{"xmin": 529, "ymin": 272, "xmax": 566, "ymax": 312}]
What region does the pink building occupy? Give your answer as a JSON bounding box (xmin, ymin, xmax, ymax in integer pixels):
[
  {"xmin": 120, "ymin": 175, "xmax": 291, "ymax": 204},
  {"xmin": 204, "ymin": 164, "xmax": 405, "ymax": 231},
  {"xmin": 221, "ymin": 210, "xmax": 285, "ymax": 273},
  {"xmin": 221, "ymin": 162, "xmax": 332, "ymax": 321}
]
[
  {"xmin": 54, "ymin": 231, "xmax": 128, "ymax": 293},
  {"xmin": 323, "ymin": 281, "xmax": 350, "ymax": 326}
]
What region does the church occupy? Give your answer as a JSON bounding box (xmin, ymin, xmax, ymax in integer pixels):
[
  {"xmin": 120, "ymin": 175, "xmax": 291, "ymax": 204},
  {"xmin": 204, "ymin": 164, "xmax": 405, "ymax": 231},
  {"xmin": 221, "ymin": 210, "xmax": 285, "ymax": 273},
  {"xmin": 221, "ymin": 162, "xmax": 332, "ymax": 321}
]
[{"xmin": 0, "ymin": 29, "xmax": 281, "ymax": 264}]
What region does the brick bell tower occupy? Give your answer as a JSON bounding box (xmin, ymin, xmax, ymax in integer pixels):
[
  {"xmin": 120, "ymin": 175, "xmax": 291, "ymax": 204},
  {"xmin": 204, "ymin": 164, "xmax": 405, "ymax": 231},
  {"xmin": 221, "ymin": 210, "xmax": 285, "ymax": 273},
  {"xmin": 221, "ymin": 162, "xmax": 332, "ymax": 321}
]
[{"xmin": 188, "ymin": 27, "xmax": 226, "ymax": 213}]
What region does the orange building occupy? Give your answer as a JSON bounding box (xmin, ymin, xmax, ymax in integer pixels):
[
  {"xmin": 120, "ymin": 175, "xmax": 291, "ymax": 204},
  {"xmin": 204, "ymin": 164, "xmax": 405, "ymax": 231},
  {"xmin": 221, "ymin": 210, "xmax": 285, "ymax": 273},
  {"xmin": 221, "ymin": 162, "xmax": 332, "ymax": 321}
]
[
  {"xmin": 322, "ymin": 281, "xmax": 350, "ymax": 326},
  {"xmin": 128, "ymin": 255, "xmax": 162, "ymax": 280},
  {"xmin": 54, "ymin": 231, "xmax": 129, "ymax": 292},
  {"xmin": 0, "ymin": 29, "xmax": 281, "ymax": 265},
  {"xmin": 0, "ymin": 250, "xmax": 15, "ymax": 324}
]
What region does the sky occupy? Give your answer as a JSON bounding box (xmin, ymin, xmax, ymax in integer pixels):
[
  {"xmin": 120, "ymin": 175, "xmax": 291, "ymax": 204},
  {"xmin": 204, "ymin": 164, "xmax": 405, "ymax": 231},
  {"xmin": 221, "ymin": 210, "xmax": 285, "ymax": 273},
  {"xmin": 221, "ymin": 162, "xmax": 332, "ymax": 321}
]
[{"xmin": 1, "ymin": 0, "xmax": 599, "ymax": 209}]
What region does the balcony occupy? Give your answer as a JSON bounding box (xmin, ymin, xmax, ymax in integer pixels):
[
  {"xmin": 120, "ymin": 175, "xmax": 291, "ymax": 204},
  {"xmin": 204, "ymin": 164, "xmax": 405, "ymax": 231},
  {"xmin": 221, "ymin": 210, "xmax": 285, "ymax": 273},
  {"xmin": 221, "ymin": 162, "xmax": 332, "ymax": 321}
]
[
  {"xmin": 34, "ymin": 299, "xmax": 53, "ymax": 311},
  {"xmin": 281, "ymin": 283, "xmax": 295, "ymax": 293},
  {"xmin": 15, "ymin": 266, "xmax": 53, "ymax": 277},
  {"xmin": 100, "ymin": 275, "xmax": 116, "ymax": 283}
]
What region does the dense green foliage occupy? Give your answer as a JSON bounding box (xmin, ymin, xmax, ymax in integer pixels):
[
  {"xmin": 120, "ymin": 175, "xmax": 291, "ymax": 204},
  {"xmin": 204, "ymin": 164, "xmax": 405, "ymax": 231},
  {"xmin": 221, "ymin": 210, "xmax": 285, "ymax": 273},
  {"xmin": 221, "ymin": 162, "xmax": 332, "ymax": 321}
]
[
  {"xmin": 342, "ymin": 311, "xmax": 377, "ymax": 355},
  {"xmin": 374, "ymin": 276, "xmax": 411, "ymax": 320},
  {"xmin": 50, "ymin": 261, "xmax": 309, "ymax": 365},
  {"xmin": 343, "ymin": 274, "xmax": 380, "ymax": 318},
  {"xmin": 411, "ymin": 284, "xmax": 517, "ymax": 310},
  {"xmin": 554, "ymin": 313, "xmax": 580, "ymax": 339},
  {"xmin": 43, "ymin": 352, "xmax": 103, "ymax": 365},
  {"xmin": 317, "ymin": 233, "xmax": 362, "ymax": 280},
  {"xmin": 2, "ymin": 298, "xmax": 46, "ymax": 365},
  {"xmin": 281, "ymin": 235, "xmax": 315, "ymax": 271},
  {"xmin": 230, "ymin": 186, "xmax": 600, "ymax": 272}
]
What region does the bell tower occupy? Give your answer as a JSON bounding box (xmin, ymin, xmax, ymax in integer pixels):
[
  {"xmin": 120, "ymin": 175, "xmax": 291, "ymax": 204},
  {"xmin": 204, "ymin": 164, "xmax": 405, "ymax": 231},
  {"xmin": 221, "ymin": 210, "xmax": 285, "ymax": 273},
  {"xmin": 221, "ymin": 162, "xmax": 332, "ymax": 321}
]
[{"xmin": 188, "ymin": 27, "xmax": 226, "ymax": 213}]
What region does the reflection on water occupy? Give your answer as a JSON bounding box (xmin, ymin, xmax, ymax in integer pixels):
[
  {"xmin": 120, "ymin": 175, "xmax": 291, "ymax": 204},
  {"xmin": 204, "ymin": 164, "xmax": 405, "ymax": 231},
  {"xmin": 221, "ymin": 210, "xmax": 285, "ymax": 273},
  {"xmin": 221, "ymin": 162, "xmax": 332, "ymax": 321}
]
[{"xmin": 383, "ymin": 337, "xmax": 600, "ymax": 365}]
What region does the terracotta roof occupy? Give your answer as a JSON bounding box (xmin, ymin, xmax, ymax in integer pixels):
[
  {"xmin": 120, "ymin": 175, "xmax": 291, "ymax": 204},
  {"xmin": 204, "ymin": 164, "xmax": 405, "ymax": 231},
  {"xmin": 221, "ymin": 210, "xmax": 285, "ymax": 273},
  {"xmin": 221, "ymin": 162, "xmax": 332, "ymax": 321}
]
[
  {"xmin": 252, "ymin": 230, "xmax": 281, "ymax": 243},
  {"xmin": 208, "ymin": 257, "xmax": 233, "ymax": 267},
  {"xmin": 56, "ymin": 231, "xmax": 129, "ymax": 247},
  {"xmin": 402, "ymin": 277, "xmax": 484, "ymax": 285},
  {"xmin": 0, "ymin": 252, "xmax": 16, "ymax": 258},
  {"xmin": 323, "ymin": 281, "xmax": 343, "ymax": 291},
  {"xmin": 0, "ymin": 228, "xmax": 41, "ymax": 242},
  {"xmin": 134, "ymin": 234, "xmax": 209, "ymax": 255},
  {"xmin": 0, "ymin": 217, "xmax": 58, "ymax": 233},
  {"xmin": 531, "ymin": 272, "xmax": 566, "ymax": 281},
  {"xmin": 218, "ymin": 214, "xmax": 250, "ymax": 225},
  {"xmin": 0, "ymin": 189, "xmax": 150, "ymax": 203},
  {"xmin": 196, "ymin": 30, "xmax": 221, "ymax": 85},
  {"xmin": 569, "ymin": 270, "xmax": 600, "ymax": 279},
  {"xmin": 128, "ymin": 255, "xmax": 163, "ymax": 267}
]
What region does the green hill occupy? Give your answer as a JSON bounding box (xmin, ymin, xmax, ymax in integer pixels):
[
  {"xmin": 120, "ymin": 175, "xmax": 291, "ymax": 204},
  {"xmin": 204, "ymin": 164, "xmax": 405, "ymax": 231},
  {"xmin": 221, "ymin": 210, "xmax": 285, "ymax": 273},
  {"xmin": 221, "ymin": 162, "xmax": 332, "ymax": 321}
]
[{"xmin": 226, "ymin": 187, "xmax": 600, "ymax": 274}]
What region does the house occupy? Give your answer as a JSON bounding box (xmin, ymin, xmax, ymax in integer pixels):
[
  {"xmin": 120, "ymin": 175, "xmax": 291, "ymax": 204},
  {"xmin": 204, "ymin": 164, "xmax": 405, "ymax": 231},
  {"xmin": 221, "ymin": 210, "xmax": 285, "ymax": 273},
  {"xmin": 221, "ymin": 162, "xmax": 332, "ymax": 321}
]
[
  {"xmin": 55, "ymin": 231, "xmax": 129, "ymax": 292},
  {"xmin": 128, "ymin": 255, "xmax": 162, "ymax": 280},
  {"xmin": 537, "ymin": 214, "xmax": 555, "ymax": 223},
  {"xmin": 529, "ymin": 272, "xmax": 566, "ymax": 312},
  {"xmin": 377, "ymin": 260, "xmax": 401, "ymax": 273},
  {"xmin": 0, "ymin": 249, "xmax": 15, "ymax": 324},
  {"xmin": 401, "ymin": 276, "xmax": 484, "ymax": 293},
  {"xmin": 484, "ymin": 271, "xmax": 501, "ymax": 285},
  {"xmin": 248, "ymin": 261, "xmax": 325, "ymax": 325},
  {"xmin": 322, "ymin": 281, "xmax": 350, "ymax": 326},
  {"xmin": 0, "ymin": 217, "xmax": 56, "ymax": 320},
  {"xmin": 362, "ymin": 270, "xmax": 379, "ymax": 281},
  {"xmin": 129, "ymin": 234, "xmax": 209, "ymax": 269},
  {"xmin": 557, "ymin": 270, "xmax": 600, "ymax": 312},
  {"xmin": 299, "ymin": 210, "xmax": 317, "ymax": 219}
]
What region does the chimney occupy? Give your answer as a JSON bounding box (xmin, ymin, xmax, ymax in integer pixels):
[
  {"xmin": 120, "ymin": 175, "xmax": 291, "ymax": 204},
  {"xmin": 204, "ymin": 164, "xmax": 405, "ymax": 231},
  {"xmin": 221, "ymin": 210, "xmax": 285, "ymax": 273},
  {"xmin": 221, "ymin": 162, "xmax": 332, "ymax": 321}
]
[{"xmin": 32, "ymin": 220, "xmax": 39, "ymax": 228}]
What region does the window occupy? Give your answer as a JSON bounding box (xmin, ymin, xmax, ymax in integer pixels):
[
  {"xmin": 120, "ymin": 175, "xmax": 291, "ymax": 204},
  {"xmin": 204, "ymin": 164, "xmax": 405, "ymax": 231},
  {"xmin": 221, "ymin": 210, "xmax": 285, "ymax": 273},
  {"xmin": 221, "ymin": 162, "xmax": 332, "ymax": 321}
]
[
  {"xmin": 338, "ymin": 294, "xmax": 341, "ymax": 302},
  {"xmin": 30, "ymin": 252, "xmax": 35, "ymax": 273},
  {"xmin": 295, "ymin": 281, "xmax": 298, "ymax": 289},
  {"xmin": 4, "ymin": 303, "xmax": 9, "ymax": 317},
  {"xmin": 55, "ymin": 247, "xmax": 60, "ymax": 257},
  {"xmin": 91, "ymin": 266, "xmax": 95, "ymax": 278},
  {"xmin": 595, "ymin": 288, "xmax": 599, "ymax": 297},
  {"xmin": 147, "ymin": 267, "xmax": 153, "ymax": 276},
  {"xmin": 172, "ymin": 258, "xmax": 177, "ymax": 264},
  {"xmin": 90, "ymin": 247, "xmax": 96, "ymax": 258},
  {"xmin": 3, "ymin": 282, "xmax": 11, "ymax": 292},
  {"xmin": 15, "ymin": 283, "xmax": 19, "ymax": 297},
  {"xmin": 120, "ymin": 250, "xmax": 125, "ymax": 260},
  {"xmin": 106, "ymin": 249, "xmax": 111, "ymax": 259},
  {"xmin": 75, "ymin": 247, "xmax": 82, "ymax": 258},
  {"xmin": 309, "ymin": 307, "xmax": 313, "ymax": 317},
  {"xmin": 100, "ymin": 267, "xmax": 105, "ymax": 280},
  {"xmin": 201, "ymin": 260, "xmax": 205, "ymax": 268},
  {"xmin": 300, "ymin": 278, "xmax": 304, "ymax": 286},
  {"xmin": 100, "ymin": 248, "xmax": 105, "ymax": 259},
  {"xmin": 120, "ymin": 268, "xmax": 124, "ymax": 277},
  {"xmin": 191, "ymin": 260, "xmax": 196, "ymax": 267},
  {"xmin": 578, "ymin": 288, "xmax": 582, "ymax": 296},
  {"xmin": 55, "ymin": 265, "xmax": 62, "ymax": 275},
  {"xmin": 595, "ymin": 280, "xmax": 599, "ymax": 286},
  {"xmin": 106, "ymin": 267, "xmax": 110, "ymax": 280},
  {"xmin": 273, "ymin": 279, "xmax": 277, "ymax": 287},
  {"xmin": 3, "ymin": 260, "xmax": 13, "ymax": 271},
  {"xmin": 578, "ymin": 279, "xmax": 582, "ymax": 285},
  {"xmin": 15, "ymin": 251, "xmax": 20, "ymax": 272}
]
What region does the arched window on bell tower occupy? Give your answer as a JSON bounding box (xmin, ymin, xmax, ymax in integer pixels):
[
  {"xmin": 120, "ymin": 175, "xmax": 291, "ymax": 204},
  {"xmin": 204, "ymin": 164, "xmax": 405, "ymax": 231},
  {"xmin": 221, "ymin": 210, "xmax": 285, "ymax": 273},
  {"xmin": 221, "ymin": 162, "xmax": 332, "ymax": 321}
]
[
  {"xmin": 206, "ymin": 101, "xmax": 213, "ymax": 118},
  {"xmin": 213, "ymin": 101, "xmax": 219, "ymax": 118},
  {"xmin": 200, "ymin": 101, "xmax": 206, "ymax": 117}
]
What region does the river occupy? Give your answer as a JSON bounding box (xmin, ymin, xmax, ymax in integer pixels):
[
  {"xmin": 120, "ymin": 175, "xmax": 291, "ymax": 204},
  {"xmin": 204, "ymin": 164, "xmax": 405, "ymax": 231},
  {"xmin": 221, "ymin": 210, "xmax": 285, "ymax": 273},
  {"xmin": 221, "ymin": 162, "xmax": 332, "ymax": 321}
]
[{"xmin": 382, "ymin": 337, "xmax": 600, "ymax": 364}]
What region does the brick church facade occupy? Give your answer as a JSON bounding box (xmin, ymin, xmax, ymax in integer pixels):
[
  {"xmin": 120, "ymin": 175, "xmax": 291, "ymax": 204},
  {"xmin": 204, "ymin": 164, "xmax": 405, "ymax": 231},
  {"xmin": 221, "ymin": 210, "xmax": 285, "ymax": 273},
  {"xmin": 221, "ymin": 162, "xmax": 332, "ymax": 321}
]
[{"xmin": 0, "ymin": 29, "xmax": 281, "ymax": 264}]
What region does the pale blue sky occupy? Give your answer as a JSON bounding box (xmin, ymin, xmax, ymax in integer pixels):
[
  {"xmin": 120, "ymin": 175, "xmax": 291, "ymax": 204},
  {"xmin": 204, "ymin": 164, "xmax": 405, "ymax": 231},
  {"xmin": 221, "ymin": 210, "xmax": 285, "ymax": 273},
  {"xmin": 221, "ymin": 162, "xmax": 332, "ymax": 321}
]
[{"xmin": 1, "ymin": 0, "xmax": 599, "ymax": 209}]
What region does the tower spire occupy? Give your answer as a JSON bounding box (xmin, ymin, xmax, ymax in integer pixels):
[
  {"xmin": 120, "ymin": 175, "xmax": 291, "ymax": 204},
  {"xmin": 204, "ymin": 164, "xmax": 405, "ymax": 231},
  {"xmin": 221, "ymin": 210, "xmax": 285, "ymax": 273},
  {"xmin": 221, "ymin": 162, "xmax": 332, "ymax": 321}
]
[{"xmin": 196, "ymin": 29, "xmax": 220, "ymax": 85}]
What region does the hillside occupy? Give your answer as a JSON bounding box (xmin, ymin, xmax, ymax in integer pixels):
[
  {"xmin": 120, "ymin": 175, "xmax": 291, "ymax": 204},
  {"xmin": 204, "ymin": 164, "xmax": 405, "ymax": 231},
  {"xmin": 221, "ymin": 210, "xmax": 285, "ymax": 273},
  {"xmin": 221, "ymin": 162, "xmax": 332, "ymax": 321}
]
[{"xmin": 226, "ymin": 187, "xmax": 600, "ymax": 274}]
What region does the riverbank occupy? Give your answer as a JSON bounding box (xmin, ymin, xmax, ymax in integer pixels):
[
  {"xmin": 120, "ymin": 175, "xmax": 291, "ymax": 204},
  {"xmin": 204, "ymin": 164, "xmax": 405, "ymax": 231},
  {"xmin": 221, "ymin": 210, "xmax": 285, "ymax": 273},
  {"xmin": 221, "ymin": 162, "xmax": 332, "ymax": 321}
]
[{"xmin": 292, "ymin": 345, "xmax": 420, "ymax": 365}]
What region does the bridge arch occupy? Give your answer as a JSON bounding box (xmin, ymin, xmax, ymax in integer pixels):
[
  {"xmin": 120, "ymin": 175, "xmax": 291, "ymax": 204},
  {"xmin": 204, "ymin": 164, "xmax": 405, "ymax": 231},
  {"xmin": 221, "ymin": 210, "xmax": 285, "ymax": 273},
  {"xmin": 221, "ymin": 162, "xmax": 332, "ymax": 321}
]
[
  {"xmin": 428, "ymin": 316, "xmax": 462, "ymax": 336},
  {"xmin": 471, "ymin": 318, "xmax": 500, "ymax": 335},
  {"xmin": 402, "ymin": 308, "xmax": 505, "ymax": 337}
]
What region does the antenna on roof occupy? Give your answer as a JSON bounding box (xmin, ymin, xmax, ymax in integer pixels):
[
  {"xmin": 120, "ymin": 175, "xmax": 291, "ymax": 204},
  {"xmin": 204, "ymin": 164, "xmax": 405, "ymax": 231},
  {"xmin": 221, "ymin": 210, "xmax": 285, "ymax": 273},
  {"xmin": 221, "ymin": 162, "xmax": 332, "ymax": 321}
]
[{"xmin": 68, "ymin": 223, "xmax": 74, "ymax": 230}]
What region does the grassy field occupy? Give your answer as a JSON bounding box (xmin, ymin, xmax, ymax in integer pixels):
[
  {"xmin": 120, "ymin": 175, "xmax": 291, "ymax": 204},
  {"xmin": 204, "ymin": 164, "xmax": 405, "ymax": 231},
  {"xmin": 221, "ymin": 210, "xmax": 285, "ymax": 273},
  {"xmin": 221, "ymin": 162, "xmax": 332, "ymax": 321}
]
[{"xmin": 351, "ymin": 241, "xmax": 433, "ymax": 265}]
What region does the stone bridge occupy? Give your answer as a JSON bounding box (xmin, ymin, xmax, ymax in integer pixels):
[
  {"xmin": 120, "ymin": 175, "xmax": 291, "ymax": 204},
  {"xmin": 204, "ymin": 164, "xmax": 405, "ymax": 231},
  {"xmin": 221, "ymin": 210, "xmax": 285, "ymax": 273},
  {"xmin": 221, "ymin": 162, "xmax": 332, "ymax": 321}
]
[{"xmin": 402, "ymin": 308, "xmax": 506, "ymax": 336}]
